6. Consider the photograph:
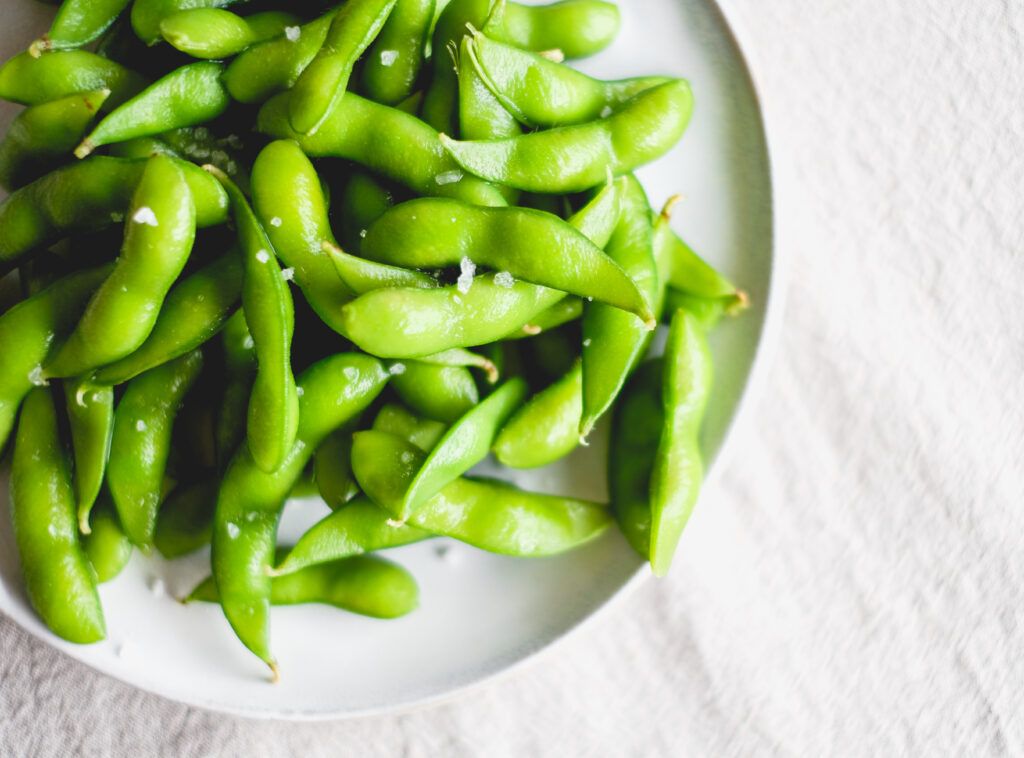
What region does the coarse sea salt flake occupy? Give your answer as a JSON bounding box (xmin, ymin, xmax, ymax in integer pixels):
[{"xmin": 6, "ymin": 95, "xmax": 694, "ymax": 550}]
[
  {"xmin": 255, "ymin": 250, "xmax": 270, "ymax": 263},
  {"xmin": 281, "ymin": 267, "xmax": 295, "ymax": 281},
  {"xmin": 380, "ymin": 50, "xmax": 399, "ymax": 66},
  {"xmin": 494, "ymin": 271, "xmax": 514, "ymax": 288},
  {"xmin": 135, "ymin": 419, "xmax": 147, "ymax": 432},
  {"xmin": 285, "ymin": 26, "xmax": 301, "ymax": 41},
  {"xmin": 226, "ymin": 522, "xmax": 240, "ymax": 539},
  {"xmin": 457, "ymin": 256, "xmax": 476, "ymax": 293},
  {"xmin": 435, "ymin": 170, "xmax": 462, "ymax": 185},
  {"xmin": 28, "ymin": 366, "xmax": 47, "ymax": 387},
  {"xmin": 132, "ymin": 206, "xmax": 158, "ymax": 226},
  {"xmin": 270, "ymin": 217, "xmax": 283, "ymax": 227},
  {"xmin": 389, "ymin": 363, "xmax": 406, "ymax": 376}
]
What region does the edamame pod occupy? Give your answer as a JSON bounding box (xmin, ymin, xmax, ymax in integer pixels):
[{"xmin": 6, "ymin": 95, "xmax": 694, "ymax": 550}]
[
  {"xmin": 93, "ymin": 253, "xmax": 242, "ymax": 385},
  {"xmin": 213, "ymin": 353, "xmax": 389, "ymax": 676},
  {"xmin": 458, "ymin": 34, "xmax": 520, "ymax": 141},
  {"xmin": 335, "ymin": 170, "xmax": 396, "ymax": 249},
  {"xmin": 223, "ymin": 10, "xmax": 337, "ymax": 104},
  {"xmin": 0, "ymin": 156, "xmax": 227, "ymax": 272},
  {"xmin": 154, "ymin": 479, "xmax": 217, "ymax": 559},
  {"xmin": 494, "ymin": 361, "xmax": 582, "ymax": 468},
  {"xmin": 214, "ymin": 310, "xmax": 256, "ymax": 467},
  {"xmin": 353, "ymin": 430, "xmax": 611, "ymax": 555},
  {"xmin": 209, "ymin": 167, "xmax": 299, "ymax": 475},
  {"xmin": 362, "ymin": 198, "xmax": 655, "ymax": 321},
  {"xmin": 505, "ymin": 297, "xmax": 583, "ymax": 339},
  {"xmin": 415, "ymin": 348, "xmax": 498, "ymax": 383},
  {"xmin": 131, "ymin": 0, "xmax": 242, "ymax": 46},
  {"xmin": 30, "ymin": 0, "xmax": 132, "ymax": 54},
  {"xmin": 288, "ymin": 0, "xmax": 399, "ymax": 135},
  {"xmin": 0, "ymin": 89, "xmax": 109, "ymax": 191},
  {"xmin": 83, "ymin": 499, "xmax": 133, "ymax": 583},
  {"xmin": 0, "ymin": 50, "xmax": 146, "ymax": 107},
  {"xmin": 64, "ymin": 379, "xmax": 114, "ymax": 532},
  {"xmin": 107, "ymin": 349, "xmax": 204, "ymax": 548},
  {"xmin": 400, "ymin": 377, "xmax": 526, "ymax": 519},
  {"xmin": 391, "ymin": 361, "xmax": 479, "ymax": 423},
  {"xmin": 0, "ymin": 265, "xmax": 110, "ymax": 453},
  {"xmin": 371, "ymin": 402, "xmax": 446, "ymax": 451},
  {"xmin": 76, "ymin": 62, "xmax": 231, "ymax": 158},
  {"xmin": 10, "ymin": 387, "xmax": 105, "ymax": 643},
  {"xmin": 195, "ymin": 554, "xmax": 419, "ymax": 619},
  {"xmin": 440, "ymin": 81, "xmax": 694, "ymax": 193},
  {"xmin": 362, "ymin": 0, "xmax": 435, "ymax": 106},
  {"xmin": 46, "ymin": 155, "xmax": 197, "ymax": 378},
  {"xmin": 160, "ymin": 9, "xmax": 300, "ymax": 59},
  {"xmin": 313, "ymin": 426, "xmax": 360, "ymax": 510},
  {"xmin": 324, "ymin": 241, "xmax": 436, "ymax": 293},
  {"xmin": 257, "ymin": 90, "xmax": 507, "ymax": 207}
]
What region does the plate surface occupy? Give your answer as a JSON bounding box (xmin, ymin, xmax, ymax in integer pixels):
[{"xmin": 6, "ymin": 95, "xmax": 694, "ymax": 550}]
[{"xmin": 0, "ymin": 0, "xmax": 777, "ymax": 719}]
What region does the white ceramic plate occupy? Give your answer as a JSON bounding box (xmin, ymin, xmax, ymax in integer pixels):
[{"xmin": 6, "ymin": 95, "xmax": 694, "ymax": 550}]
[{"xmin": 0, "ymin": 0, "xmax": 778, "ymax": 719}]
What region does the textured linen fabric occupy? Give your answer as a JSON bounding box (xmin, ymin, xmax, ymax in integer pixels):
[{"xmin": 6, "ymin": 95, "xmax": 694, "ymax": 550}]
[{"xmin": 3, "ymin": 0, "xmax": 1024, "ymax": 755}]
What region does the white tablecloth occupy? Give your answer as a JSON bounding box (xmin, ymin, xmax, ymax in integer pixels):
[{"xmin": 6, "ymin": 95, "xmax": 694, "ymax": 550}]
[{"xmin": 3, "ymin": 0, "xmax": 1023, "ymax": 755}]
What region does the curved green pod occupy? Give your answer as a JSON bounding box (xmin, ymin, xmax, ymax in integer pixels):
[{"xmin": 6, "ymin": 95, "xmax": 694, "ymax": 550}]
[
  {"xmin": 131, "ymin": 0, "xmax": 241, "ymax": 46},
  {"xmin": 64, "ymin": 379, "xmax": 114, "ymax": 533},
  {"xmin": 107, "ymin": 350, "xmax": 204, "ymax": 548},
  {"xmin": 391, "ymin": 361, "xmax": 479, "ymax": 423},
  {"xmin": 0, "ymin": 50, "xmax": 146, "ymax": 107},
  {"xmin": 493, "ymin": 361, "xmax": 582, "ymax": 469},
  {"xmin": 371, "ymin": 402, "xmax": 446, "ymax": 451},
  {"xmin": 362, "ymin": 0, "xmax": 435, "ymax": 106},
  {"xmin": 11, "ymin": 387, "xmax": 105, "ymax": 644},
  {"xmin": 440, "ymin": 80, "xmax": 694, "ymax": 193},
  {"xmin": 324, "ymin": 241, "xmax": 436, "ymax": 294},
  {"xmin": 83, "ymin": 499, "xmax": 133, "ymax": 583},
  {"xmin": 30, "ymin": 0, "xmax": 132, "ymax": 54},
  {"xmin": 0, "ymin": 89, "xmax": 109, "ymax": 191},
  {"xmin": 160, "ymin": 9, "xmax": 299, "ymax": 59},
  {"xmin": 154, "ymin": 479, "xmax": 217, "ymax": 559},
  {"xmin": 257, "ymin": 90, "xmax": 507, "ymax": 208}
]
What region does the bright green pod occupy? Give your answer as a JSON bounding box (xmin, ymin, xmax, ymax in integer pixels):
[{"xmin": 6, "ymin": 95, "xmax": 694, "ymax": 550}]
[
  {"xmin": 335, "ymin": 170, "xmax": 396, "ymax": 249},
  {"xmin": 458, "ymin": 34, "xmax": 520, "ymax": 141},
  {"xmin": 131, "ymin": 0, "xmax": 241, "ymax": 46},
  {"xmin": 273, "ymin": 498, "xmax": 430, "ymax": 577},
  {"xmin": 391, "ymin": 361, "xmax": 479, "ymax": 423},
  {"xmin": 195, "ymin": 554, "xmax": 419, "ymax": 619},
  {"xmin": 107, "ymin": 349, "xmax": 204, "ymax": 548},
  {"xmin": 11, "ymin": 387, "xmax": 106, "ymax": 643},
  {"xmin": 223, "ymin": 10, "xmax": 337, "ymax": 104},
  {"xmin": 64, "ymin": 379, "xmax": 114, "ymax": 533},
  {"xmin": 665, "ymin": 225, "xmax": 744, "ymax": 300},
  {"xmin": 324, "ymin": 241, "xmax": 436, "ymax": 294},
  {"xmin": 362, "ymin": 0, "xmax": 435, "ymax": 106},
  {"xmin": 353, "ymin": 430, "xmax": 611, "ymax": 555},
  {"xmin": 92, "ymin": 253, "xmax": 242, "ymax": 385},
  {"xmin": 0, "ymin": 265, "xmax": 110, "ymax": 454},
  {"xmin": 362, "ymin": 198, "xmax": 654, "ymax": 322},
  {"xmin": 209, "ymin": 167, "xmax": 299, "ymax": 475},
  {"xmin": 415, "ymin": 348, "xmax": 499, "ymax": 383},
  {"xmin": 257, "ymin": 90, "xmax": 507, "ymax": 208},
  {"xmin": 342, "ymin": 274, "xmax": 564, "ymax": 359},
  {"xmin": 212, "ymin": 353, "xmax": 389, "ymax": 675},
  {"xmin": 467, "ymin": 30, "xmax": 671, "ymax": 127},
  {"xmin": 31, "ymin": 0, "xmax": 132, "ymax": 54},
  {"xmin": 314, "ymin": 426, "xmax": 360, "ymax": 511},
  {"xmin": 214, "ymin": 310, "xmax": 255, "ymax": 467},
  {"xmin": 580, "ymin": 175, "xmax": 659, "ymax": 438},
  {"xmin": 83, "ymin": 499, "xmax": 133, "ymax": 583},
  {"xmin": 160, "ymin": 9, "xmax": 300, "ymax": 59},
  {"xmin": 0, "ymin": 50, "xmax": 146, "ymax": 107},
  {"xmin": 441, "ymin": 80, "xmax": 694, "ymax": 193},
  {"xmin": 46, "ymin": 155, "xmax": 197, "ymax": 378},
  {"xmin": 0, "ymin": 156, "xmax": 227, "ymax": 273},
  {"xmin": 649, "ymin": 309, "xmax": 713, "ymax": 577},
  {"xmin": 504, "ymin": 297, "xmax": 583, "ymax": 339},
  {"xmin": 154, "ymin": 479, "xmax": 217, "ymax": 559},
  {"xmin": 76, "ymin": 62, "xmax": 231, "ymax": 158},
  {"xmin": 371, "ymin": 402, "xmax": 446, "ymax": 451},
  {"xmin": 249, "ymin": 141, "xmax": 354, "ymax": 334},
  {"xmin": 493, "ymin": 361, "xmax": 582, "ymax": 469},
  {"xmin": 289, "ymin": 0, "xmax": 398, "ymax": 135},
  {"xmin": 662, "ymin": 291, "xmax": 738, "ymax": 330},
  {"xmin": 0, "ymin": 89, "xmax": 109, "ymax": 191},
  {"xmin": 400, "ymin": 378, "xmax": 526, "ymax": 519}
]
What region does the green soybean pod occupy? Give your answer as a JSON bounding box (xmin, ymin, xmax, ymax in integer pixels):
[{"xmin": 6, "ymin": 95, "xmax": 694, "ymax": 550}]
[
  {"xmin": 649, "ymin": 309, "xmax": 713, "ymax": 577},
  {"xmin": 313, "ymin": 426, "xmax": 360, "ymax": 510},
  {"xmin": 64, "ymin": 379, "xmax": 114, "ymax": 533},
  {"xmin": 323, "ymin": 241, "xmax": 436, "ymax": 294},
  {"xmin": 0, "ymin": 89, "xmax": 109, "ymax": 191},
  {"xmin": 335, "ymin": 170, "xmax": 396, "ymax": 249},
  {"xmin": 493, "ymin": 361, "xmax": 582, "ymax": 469},
  {"xmin": 458, "ymin": 34, "xmax": 520, "ymax": 141},
  {"xmin": 30, "ymin": 0, "xmax": 132, "ymax": 54},
  {"xmin": 209, "ymin": 167, "xmax": 299, "ymax": 475},
  {"xmin": 194, "ymin": 553, "xmax": 419, "ymax": 619},
  {"xmin": 0, "ymin": 50, "xmax": 146, "ymax": 107},
  {"xmin": 131, "ymin": 0, "xmax": 241, "ymax": 46},
  {"xmin": 0, "ymin": 265, "xmax": 110, "ymax": 454},
  {"xmin": 257, "ymin": 90, "xmax": 507, "ymax": 208},
  {"xmin": 76, "ymin": 62, "xmax": 231, "ymax": 158},
  {"xmin": 400, "ymin": 377, "xmax": 526, "ymax": 519},
  {"xmin": 580, "ymin": 175, "xmax": 659, "ymax": 438},
  {"xmin": 416, "ymin": 348, "xmax": 499, "ymax": 383},
  {"xmin": 662, "ymin": 291, "xmax": 736, "ymax": 331},
  {"xmin": 214, "ymin": 310, "xmax": 256, "ymax": 467},
  {"xmin": 371, "ymin": 402, "xmax": 446, "ymax": 451},
  {"xmin": 250, "ymin": 141, "xmax": 354, "ymax": 335},
  {"xmin": 273, "ymin": 498, "xmax": 430, "ymax": 577},
  {"xmin": 505, "ymin": 297, "xmax": 584, "ymax": 339},
  {"xmin": 92, "ymin": 253, "xmax": 242, "ymax": 385},
  {"xmin": 154, "ymin": 479, "xmax": 217, "ymax": 559},
  {"xmin": 223, "ymin": 10, "xmax": 337, "ymax": 104},
  {"xmin": 440, "ymin": 80, "xmax": 694, "ymax": 193},
  {"xmin": 0, "ymin": 156, "xmax": 226, "ymax": 274},
  {"xmin": 160, "ymin": 9, "xmax": 300, "ymax": 60},
  {"xmin": 45, "ymin": 155, "xmax": 197, "ymax": 378},
  {"xmin": 288, "ymin": 0, "xmax": 398, "ymax": 135},
  {"xmin": 83, "ymin": 498, "xmax": 133, "ymax": 583},
  {"xmin": 362, "ymin": 0, "xmax": 435, "ymax": 106},
  {"xmin": 107, "ymin": 349, "xmax": 204, "ymax": 548},
  {"xmin": 489, "ymin": 0, "xmax": 620, "ymax": 59},
  {"xmin": 390, "ymin": 361, "xmax": 479, "ymax": 423},
  {"xmin": 11, "ymin": 387, "xmax": 105, "ymax": 643},
  {"xmin": 212, "ymin": 353, "xmax": 389, "ymax": 676}
]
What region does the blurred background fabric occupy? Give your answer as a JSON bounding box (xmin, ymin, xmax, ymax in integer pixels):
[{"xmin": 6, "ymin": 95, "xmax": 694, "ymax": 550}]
[{"xmin": 2, "ymin": 0, "xmax": 1023, "ymax": 755}]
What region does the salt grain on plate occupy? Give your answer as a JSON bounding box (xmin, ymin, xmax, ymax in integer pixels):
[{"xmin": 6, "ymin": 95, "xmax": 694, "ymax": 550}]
[
  {"xmin": 132, "ymin": 206, "xmax": 159, "ymax": 226},
  {"xmin": 147, "ymin": 577, "xmax": 166, "ymax": 598}
]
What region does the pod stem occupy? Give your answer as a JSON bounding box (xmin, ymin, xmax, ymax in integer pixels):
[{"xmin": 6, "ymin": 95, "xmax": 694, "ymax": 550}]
[
  {"xmin": 74, "ymin": 139, "xmax": 95, "ymax": 160},
  {"xmin": 28, "ymin": 36, "xmax": 52, "ymax": 58}
]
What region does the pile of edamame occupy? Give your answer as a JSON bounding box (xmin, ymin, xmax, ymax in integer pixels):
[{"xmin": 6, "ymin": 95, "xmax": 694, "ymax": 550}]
[{"xmin": 0, "ymin": 0, "xmax": 748, "ymax": 678}]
